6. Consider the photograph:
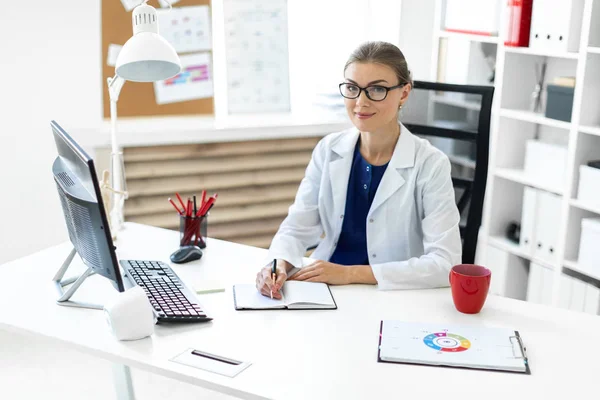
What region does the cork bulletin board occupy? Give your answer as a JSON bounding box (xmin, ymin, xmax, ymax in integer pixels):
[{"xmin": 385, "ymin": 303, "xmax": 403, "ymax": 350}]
[{"xmin": 101, "ymin": 0, "xmax": 214, "ymax": 118}]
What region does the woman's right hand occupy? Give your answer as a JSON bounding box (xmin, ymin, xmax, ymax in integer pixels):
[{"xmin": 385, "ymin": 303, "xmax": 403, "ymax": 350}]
[{"xmin": 255, "ymin": 260, "xmax": 290, "ymax": 299}]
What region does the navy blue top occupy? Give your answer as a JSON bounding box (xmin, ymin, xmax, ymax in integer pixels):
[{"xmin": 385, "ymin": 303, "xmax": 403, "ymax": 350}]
[{"xmin": 329, "ymin": 140, "xmax": 389, "ymax": 266}]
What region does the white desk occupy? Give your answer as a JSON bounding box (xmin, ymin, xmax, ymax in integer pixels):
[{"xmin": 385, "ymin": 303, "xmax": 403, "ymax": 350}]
[{"xmin": 1, "ymin": 223, "xmax": 598, "ymax": 399}]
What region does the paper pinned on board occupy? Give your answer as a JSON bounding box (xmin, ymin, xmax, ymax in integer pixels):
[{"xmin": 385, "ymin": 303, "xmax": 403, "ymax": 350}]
[
  {"xmin": 107, "ymin": 44, "xmax": 123, "ymax": 67},
  {"xmin": 224, "ymin": 0, "xmax": 290, "ymax": 113},
  {"xmin": 120, "ymin": 0, "xmax": 142, "ymax": 12},
  {"xmin": 156, "ymin": 5, "xmax": 211, "ymax": 53},
  {"xmin": 158, "ymin": 0, "xmax": 181, "ymax": 7},
  {"xmin": 153, "ymin": 52, "xmax": 213, "ymax": 105}
]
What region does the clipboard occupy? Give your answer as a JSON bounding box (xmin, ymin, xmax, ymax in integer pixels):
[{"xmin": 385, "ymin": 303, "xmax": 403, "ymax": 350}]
[{"xmin": 377, "ymin": 320, "xmax": 531, "ymax": 374}]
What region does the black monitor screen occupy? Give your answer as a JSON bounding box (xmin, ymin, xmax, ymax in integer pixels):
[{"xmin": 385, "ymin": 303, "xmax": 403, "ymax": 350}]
[{"xmin": 51, "ymin": 121, "xmax": 124, "ymax": 292}]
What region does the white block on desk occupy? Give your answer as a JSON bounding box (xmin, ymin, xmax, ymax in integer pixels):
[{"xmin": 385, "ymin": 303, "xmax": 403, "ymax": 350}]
[
  {"xmin": 584, "ymin": 283, "xmax": 600, "ymax": 315},
  {"xmin": 558, "ymin": 274, "xmax": 573, "ymax": 310},
  {"xmin": 520, "ymin": 187, "xmax": 538, "ymax": 257},
  {"xmin": 533, "ymin": 191, "xmax": 562, "ymax": 264},
  {"xmin": 578, "ymin": 218, "xmax": 600, "ymax": 277},
  {"xmin": 570, "ymin": 278, "xmax": 587, "ymax": 312},
  {"xmin": 486, "ymin": 244, "xmax": 528, "ymax": 300},
  {"xmin": 577, "ymin": 165, "xmax": 600, "ymax": 210},
  {"xmin": 524, "ymin": 140, "xmax": 567, "ymax": 191}
]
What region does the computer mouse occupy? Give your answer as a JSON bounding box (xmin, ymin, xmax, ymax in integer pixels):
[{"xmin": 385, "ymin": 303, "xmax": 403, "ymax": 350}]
[{"xmin": 170, "ymin": 245, "xmax": 203, "ymax": 264}]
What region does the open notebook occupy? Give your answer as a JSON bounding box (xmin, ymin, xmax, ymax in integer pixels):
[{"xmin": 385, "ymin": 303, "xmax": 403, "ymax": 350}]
[
  {"xmin": 233, "ymin": 281, "xmax": 337, "ymax": 310},
  {"xmin": 378, "ymin": 320, "xmax": 529, "ymax": 374}
]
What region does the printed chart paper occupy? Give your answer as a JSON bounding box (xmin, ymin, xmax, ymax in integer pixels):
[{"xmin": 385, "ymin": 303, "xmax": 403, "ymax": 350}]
[
  {"xmin": 153, "ymin": 52, "xmax": 213, "ymax": 105},
  {"xmin": 107, "ymin": 44, "xmax": 123, "ymax": 67},
  {"xmin": 157, "ymin": 5, "xmax": 211, "ymax": 53},
  {"xmin": 224, "ymin": 0, "xmax": 290, "ymax": 113}
]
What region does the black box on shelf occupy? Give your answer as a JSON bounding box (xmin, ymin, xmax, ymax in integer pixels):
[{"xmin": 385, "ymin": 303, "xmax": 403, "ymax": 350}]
[
  {"xmin": 588, "ymin": 160, "xmax": 600, "ymax": 169},
  {"xmin": 545, "ymin": 84, "xmax": 574, "ymax": 122}
]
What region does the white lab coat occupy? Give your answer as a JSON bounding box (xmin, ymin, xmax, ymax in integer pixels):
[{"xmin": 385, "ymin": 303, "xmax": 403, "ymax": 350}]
[{"xmin": 268, "ymin": 124, "xmax": 462, "ymax": 290}]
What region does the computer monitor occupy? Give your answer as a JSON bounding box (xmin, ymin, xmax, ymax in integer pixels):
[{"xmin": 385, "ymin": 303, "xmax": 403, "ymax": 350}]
[{"xmin": 51, "ymin": 120, "xmax": 125, "ymax": 307}]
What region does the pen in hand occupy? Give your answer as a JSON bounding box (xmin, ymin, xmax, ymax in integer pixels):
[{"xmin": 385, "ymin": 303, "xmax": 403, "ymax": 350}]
[{"xmin": 270, "ymin": 259, "xmax": 277, "ymax": 299}]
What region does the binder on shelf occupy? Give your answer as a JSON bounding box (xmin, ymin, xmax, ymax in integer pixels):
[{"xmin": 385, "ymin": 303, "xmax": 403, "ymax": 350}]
[
  {"xmin": 583, "ymin": 283, "xmax": 600, "ymax": 315},
  {"xmin": 578, "ymin": 218, "xmax": 600, "ymax": 277},
  {"xmin": 529, "ymin": 0, "xmax": 585, "ymax": 53},
  {"xmin": 520, "ymin": 186, "xmax": 537, "ymax": 256},
  {"xmin": 444, "ymin": 0, "xmax": 502, "ymax": 36},
  {"xmin": 570, "ymin": 278, "xmax": 587, "ymax": 312},
  {"xmin": 533, "ymin": 191, "xmax": 561, "ymax": 264},
  {"xmin": 540, "ymin": 264, "xmax": 554, "ymax": 306},
  {"xmin": 558, "ymin": 274, "xmax": 573, "ymax": 310},
  {"xmin": 526, "ymin": 261, "xmax": 542, "ymax": 304},
  {"xmin": 486, "ymin": 244, "xmax": 528, "ymax": 300},
  {"xmin": 504, "ymin": 0, "xmax": 533, "ymax": 47}
]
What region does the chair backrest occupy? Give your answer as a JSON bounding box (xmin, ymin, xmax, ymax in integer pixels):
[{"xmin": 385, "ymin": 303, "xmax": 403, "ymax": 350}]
[{"xmin": 401, "ymin": 80, "xmax": 494, "ymax": 264}]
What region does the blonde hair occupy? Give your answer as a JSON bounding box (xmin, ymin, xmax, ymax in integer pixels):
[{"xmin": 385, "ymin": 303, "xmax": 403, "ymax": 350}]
[{"xmin": 344, "ymin": 41, "xmax": 413, "ymax": 88}]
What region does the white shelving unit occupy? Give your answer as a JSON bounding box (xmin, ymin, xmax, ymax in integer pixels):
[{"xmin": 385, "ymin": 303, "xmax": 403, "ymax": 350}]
[
  {"xmin": 480, "ymin": 0, "xmax": 600, "ymax": 310},
  {"xmin": 429, "ymin": 0, "xmax": 501, "ymax": 174},
  {"xmin": 579, "ymin": 124, "xmax": 600, "ymax": 136},
  {"xmin": 570, "ymin": 198, "xmax": 600, "ymax": 215},
  {"xmin": 494, "ymin": 167, "xmax": 564, "ymax": 195},
  {"xmin": 504, "ymin": 46, "xmax": 580, "ymax": 59},
  {"xmin": 499, "ymin": 108, "xmax": 572, "ymax": 130},
  {"xmin": 435, "ymin": 29, "xmax": 500, "ymax": 44}
]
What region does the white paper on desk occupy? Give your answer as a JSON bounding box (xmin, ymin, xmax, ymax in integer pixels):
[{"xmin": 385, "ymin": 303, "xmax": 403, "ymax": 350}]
[
  {"xmin": 153, "ymin": 52, "xmax": 213, "ymax": 104},
  {"xmin": 107, "ymin": 44, "xmax": 123, "ymax": 67},
  {"xmin": 158, "ymin": 0, "xmax": 181, "ymax": 7},
  {"xmin": 171, "ymin": 348, "xmax": 251, "ymax": 378},
  {"xmin": 157, "ymin": 5, "xmax": 211, "ymax": 53},
  {"xmin": 379, "ymin": 321, "xmax": 527, "ymax": 373},
  {"xmin": 224, "ymin": 0, "xmax": 290, "ymax": 113},
  {"xmin": 120, "ymin": 0, "xmax": 142, "ymax": 12}
]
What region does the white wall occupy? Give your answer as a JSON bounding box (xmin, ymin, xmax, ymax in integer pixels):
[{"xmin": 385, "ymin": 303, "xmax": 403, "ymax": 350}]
[
  {"xmin": 0, "ymin": 0, "xmax": 102, "ymax": 263},
  {"xmin": 398, "ymin": 0, "xmax": 436, "ymax": 80}
]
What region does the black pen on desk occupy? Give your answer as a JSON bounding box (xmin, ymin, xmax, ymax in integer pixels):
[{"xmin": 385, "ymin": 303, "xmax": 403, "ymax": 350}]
[{"xmin": 270, "ymin": 259, "xmax": 277, "ymax": 299}]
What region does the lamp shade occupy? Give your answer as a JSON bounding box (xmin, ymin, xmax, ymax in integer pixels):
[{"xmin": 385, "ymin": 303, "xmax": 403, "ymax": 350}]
[{"xmin": 115, "ymin": 3, "xmax": 181, "ymax": 82}]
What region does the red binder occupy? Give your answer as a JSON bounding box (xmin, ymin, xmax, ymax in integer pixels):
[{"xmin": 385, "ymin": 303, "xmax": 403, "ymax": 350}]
[{"xmin": 504, "ymin": 0, "xmax": 533, "ymax": 47}]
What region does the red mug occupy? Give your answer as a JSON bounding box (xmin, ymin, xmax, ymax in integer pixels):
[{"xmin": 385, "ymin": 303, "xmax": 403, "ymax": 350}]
[{"xmin": 449, "ymin": 264, "xmax": 491, "ymax": 314}]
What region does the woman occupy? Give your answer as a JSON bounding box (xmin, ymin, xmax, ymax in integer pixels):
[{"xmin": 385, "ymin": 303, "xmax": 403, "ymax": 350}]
[{"xmin": 256, "ymin": 41, "xmax": 461, "ymax": 298}]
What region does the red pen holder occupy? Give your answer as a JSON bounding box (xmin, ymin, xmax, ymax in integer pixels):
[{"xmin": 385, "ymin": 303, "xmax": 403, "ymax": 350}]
[{"xmin": 179, "ymin": 214, "xmax": 208, "ymax": 249}]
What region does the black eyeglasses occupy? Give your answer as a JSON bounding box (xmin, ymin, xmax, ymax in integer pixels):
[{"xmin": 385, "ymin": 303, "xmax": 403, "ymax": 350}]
[{"xmin": 339, "ymin": 82, "xmax": 406, "ymax": 101}]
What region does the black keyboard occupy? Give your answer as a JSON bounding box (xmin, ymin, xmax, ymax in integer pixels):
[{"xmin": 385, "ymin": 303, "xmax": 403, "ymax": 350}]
[{"xmin": 120, "ymin": 260, "xmax": 212, "ymax": 323}]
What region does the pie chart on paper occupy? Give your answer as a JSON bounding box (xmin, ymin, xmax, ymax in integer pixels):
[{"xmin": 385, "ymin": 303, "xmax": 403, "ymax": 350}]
[{"xmin": 423, "ymin": 332, "xmax": 471, "ymax": 352}]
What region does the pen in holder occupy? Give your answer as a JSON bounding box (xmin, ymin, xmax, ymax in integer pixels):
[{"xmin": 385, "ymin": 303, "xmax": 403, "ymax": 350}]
[
  {"xmin": 168, "ymin": 191, "xmax": 217, "ymax": 264},
  {"xmin": 180, "ymin": 214, "xmax": 208, "ymax": 249}
]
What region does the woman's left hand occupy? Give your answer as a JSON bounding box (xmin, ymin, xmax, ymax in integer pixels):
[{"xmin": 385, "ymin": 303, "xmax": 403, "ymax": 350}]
[{"xmin": 289, "ymin": 260, "xmax": 351, "ymax": 285}]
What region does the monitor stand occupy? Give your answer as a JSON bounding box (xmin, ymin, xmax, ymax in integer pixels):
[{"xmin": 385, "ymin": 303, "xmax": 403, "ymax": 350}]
[{"xmin": 52, "ymin": 247, "xmax": 103, "ymax": 310}]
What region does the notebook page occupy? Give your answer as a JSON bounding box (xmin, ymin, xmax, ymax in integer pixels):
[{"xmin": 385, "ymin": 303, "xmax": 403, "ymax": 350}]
[
  {"xmin": 379, "ymin": 321, "xmax": 526, "ymax": 372},
  {"xmin": 283, "ymin": 282, "xmax": 335, "ymax": 309},
  {"xmin": 233, "ymin": 284, "xmax": 287, "ymax": 309}
]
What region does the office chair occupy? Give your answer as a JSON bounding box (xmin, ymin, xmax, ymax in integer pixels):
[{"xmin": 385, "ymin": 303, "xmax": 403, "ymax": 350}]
[
  {"xmin": 305, "ymin": 81, "xmax": 494, "ymax": 265},
  {"xmin": 403, "ymin": 80, "xmax": 494, "ymax": 264}
]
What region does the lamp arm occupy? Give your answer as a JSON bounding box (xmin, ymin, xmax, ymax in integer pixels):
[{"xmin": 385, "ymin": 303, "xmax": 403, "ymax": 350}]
[
  {"xmin": 107, "ymin": 75, "xmax": 125, "ymax": 101},
  {"xmin": 107, "ymin": 75, "xmax": 125, "ymax": 155}
]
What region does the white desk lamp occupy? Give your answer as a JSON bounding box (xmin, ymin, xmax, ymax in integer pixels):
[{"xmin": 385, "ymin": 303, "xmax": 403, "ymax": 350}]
[{"xmin": 105, "ymin": 0, "xmax": 181, "ymax": 236}]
